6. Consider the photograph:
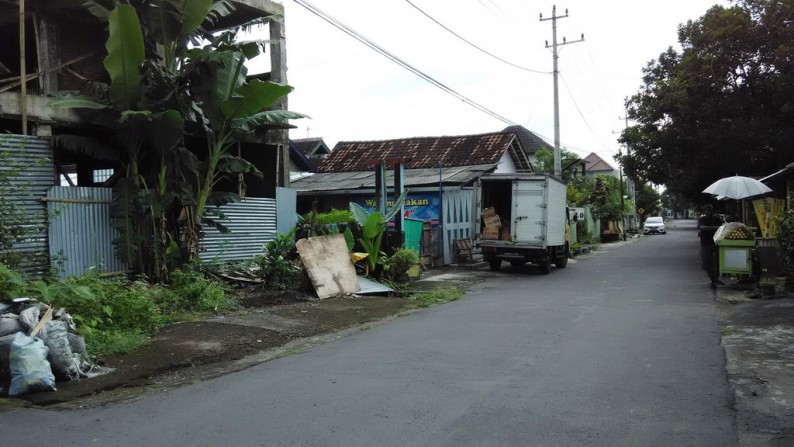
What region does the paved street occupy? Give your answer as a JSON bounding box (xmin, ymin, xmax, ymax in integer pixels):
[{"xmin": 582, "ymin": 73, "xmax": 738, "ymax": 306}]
[{"xmin": 0, "ymin": 220, "xmax": 736, "ymax": 446}]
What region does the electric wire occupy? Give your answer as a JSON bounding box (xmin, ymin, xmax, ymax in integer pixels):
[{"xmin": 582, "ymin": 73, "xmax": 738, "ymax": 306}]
[
  {"xmin": 559, "ymin": 73, "xmax": 614, "ymax": 153},
  {"xmin": 404, "ymin": 0, "xmax": 551, "ymax": 75},
  {"xmin": 292, "ymin": 0, "xmax": 519, "ymax": 127}
]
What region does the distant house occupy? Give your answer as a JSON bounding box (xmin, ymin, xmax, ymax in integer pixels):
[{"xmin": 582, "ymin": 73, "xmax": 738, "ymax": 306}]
[
  {"xmin": 288, "ymin": 138, "xmax": 331, "ymax": 180},
  {"xmin": 291, "ymin": 138, "xmax": 331, "ymax": 164},
  {"xmin": 502, "ymin": 125, "xmax": 551, "ymax": 162},
  {"xmin": 583, "ymin": 152, "xmax": 618, "ymax": 178},
  {"xmin": 291, "ymin": 131, "xmax": 532, "ymax": 264}
]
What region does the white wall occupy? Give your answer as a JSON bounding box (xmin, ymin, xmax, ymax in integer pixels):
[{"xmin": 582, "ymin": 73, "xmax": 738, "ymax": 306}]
[{"xmin": 493, "ymin": 152, "xmax": 517, "ymax": 174}]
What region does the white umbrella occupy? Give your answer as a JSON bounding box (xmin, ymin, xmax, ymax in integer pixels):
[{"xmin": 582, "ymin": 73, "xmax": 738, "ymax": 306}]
[{"xmin": 702, "ymin": 175, "xmax": 772, "ymax": 200}]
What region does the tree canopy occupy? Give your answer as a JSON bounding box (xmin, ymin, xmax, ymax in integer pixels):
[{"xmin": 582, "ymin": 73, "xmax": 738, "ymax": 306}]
[{"xmin": 619, "ymin": 0, "xmax": 794, "ymax": 201}]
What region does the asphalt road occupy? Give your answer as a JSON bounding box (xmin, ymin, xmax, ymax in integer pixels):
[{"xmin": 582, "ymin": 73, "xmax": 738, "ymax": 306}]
[{"xmin": 1, "ymin": 220, "xmax": 736, "ymax": 446}]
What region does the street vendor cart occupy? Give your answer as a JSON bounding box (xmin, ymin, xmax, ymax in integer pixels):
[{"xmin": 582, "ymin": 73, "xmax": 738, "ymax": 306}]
[{"xmin": 714, "ymin": 223, "xmax": 756, "ymax": 277}]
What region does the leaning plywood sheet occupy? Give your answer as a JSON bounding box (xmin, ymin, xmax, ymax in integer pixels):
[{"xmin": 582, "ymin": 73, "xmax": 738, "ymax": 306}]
[{"xmin": 296, "ymin": 234, "xmax": 361, "ymax": 299}]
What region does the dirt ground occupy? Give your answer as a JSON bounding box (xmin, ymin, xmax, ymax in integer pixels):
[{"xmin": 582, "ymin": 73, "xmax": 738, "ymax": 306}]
[{"xmin": 6, "ymin": 288, "xmax": 410, "ymax": 409}]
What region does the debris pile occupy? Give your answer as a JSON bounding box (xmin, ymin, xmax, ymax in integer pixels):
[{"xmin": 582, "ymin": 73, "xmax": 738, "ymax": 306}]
[{"xmin": 0, "ymin": 298, "xmax": 94, "ymax": 397}]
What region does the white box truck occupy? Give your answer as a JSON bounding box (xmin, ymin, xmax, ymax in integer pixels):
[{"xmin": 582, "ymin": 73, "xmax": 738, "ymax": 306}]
[{"xmin": 474, "ymin": 173, "xmax": 569, "ymax": 273}]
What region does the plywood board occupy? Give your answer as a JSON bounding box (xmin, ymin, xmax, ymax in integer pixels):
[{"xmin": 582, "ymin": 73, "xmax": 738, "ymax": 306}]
[{"xmin": 296, "ymin": 234, "xmax": 361, "ymax": 299}]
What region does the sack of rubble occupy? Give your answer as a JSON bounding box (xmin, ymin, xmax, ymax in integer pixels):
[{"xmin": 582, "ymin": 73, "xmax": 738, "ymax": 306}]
[
  {"xmin": 43, "ymin": 320, "xmax": 83, "ymax": 380},
  {"xmin": 8, "ymin": 332, "xmax": 57, "ymax": 396}
]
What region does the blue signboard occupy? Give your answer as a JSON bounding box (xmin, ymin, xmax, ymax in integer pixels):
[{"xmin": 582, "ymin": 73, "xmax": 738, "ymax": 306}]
[{"xmin": 356, "ymin": 193, "xmax": 441, "ymax": 225}]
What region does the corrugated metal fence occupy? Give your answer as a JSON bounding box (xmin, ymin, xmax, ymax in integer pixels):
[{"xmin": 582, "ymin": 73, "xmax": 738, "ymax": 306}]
[
  {"xmin": 200, "ymin": 188, "xmax": 296, "ymax": 262},
  {"xmin": 0, "ymin": 135, "xmax": 54, "ymax": 276},
  {"xmin": 46, "ymin": 186, "xmax": 127, "ymax": 278}
]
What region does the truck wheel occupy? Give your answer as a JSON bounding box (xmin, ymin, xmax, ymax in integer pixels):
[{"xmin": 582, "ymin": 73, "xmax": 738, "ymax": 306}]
[
  {"xmin": 510, "ymin": 261, "xmax": 526, "ymax": 269},
  {"xmin": 489, "ymin": 260, "xmax": 502, "ymax": 271},
  {"xmin": 539, "ymin": 257, "xmax": 551, "ymax": 274},
  {"xmin": 555, "ymin": 244, "xmax": 569, "ymax": 269}
]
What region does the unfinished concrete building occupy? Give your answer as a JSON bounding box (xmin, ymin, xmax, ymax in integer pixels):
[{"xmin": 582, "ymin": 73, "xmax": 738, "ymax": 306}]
[
  {"xmin": 0, "ymin": 0, "xmax": 295, "ymax": 275},
  {"xmin": 0, "ymin": 0, "xmax": 291, "ymax": 192}
]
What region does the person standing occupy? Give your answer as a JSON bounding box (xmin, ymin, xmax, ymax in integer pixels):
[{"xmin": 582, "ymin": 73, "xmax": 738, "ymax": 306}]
[{"xmin": 698, "ymin": 204, "xmax": 724, "ymax": 288}]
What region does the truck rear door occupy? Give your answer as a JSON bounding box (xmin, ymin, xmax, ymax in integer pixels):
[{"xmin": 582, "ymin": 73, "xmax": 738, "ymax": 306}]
[{"xmin": 512, "ymin": 178, "xmax": 546, "ymax": 246}]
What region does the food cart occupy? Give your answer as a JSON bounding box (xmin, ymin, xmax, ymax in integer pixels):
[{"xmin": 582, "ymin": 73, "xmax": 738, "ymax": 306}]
[{"xmin": 714, "ymin": 223, "xmax": 755, "ymax": 277}]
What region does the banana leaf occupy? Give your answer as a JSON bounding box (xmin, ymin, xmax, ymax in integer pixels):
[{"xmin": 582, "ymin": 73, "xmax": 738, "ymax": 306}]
[{"xmin": 104, "ymin": 5, "xmax": 145, "ymax": 110}]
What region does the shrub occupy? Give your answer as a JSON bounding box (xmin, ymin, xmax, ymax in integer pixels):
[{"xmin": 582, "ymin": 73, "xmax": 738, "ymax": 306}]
[
  {"xmin": 776, "ymin": 209, "xmax": 794, "ymax": 265},
  {"xmin": 254, "ymin": 231, "xmax": 304, "ymax": 291},
  {"xmin": 161, "ymin": 267, "xmax": 233, "ymax": 314},
  {"xmin": 60, "ymin": 274, "xmax": 163, "ymax": 335},
  {"xmin": 384, "ymin": 248, "xmax": 419, "ymax": 282}
]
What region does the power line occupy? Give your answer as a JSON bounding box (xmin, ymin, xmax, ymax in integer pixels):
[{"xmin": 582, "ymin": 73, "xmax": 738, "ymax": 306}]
[
  {"xmin": 559, "ymin": 73, "xmax": 613, "ymax": 152},
  {"xmin": 404, "ymin": 0, "xmax": 551, "ymax": 75},
  {"xmin": 292, "ymin": 0, "xmax": 519, "ymax": 127}
]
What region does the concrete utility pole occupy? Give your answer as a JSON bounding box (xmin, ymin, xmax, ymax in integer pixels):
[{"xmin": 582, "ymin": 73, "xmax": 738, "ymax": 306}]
[
  {"xmin": 540, "ymin": 5, "xmax": 583, "ymax": 177},
  {"xmin": 618, "ymin": 113, "xmax": 636, "ymax": 231}
]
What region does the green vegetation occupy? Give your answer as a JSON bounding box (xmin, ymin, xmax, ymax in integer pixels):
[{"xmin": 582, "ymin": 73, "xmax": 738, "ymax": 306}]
[
  {"xmin": 252, "ymin": 231, "xmax": 304, "ymax": 291},
  {"xmin": 384, "ymin": 248, "xmax": 420, "ymax": 283},
  {"xmin": 349, "ymin": 191, "xmax": 407, "ymax": 277},
  {"xmin": 776, "ymin": 210, "xmax": 794, "ymax": 263},
  {"xmin": 0, "ymin": 262, "xmax": 233, "ymax": 356},
  {"xmin": 52, "ymin": 1, "xmax": 304, "ymax": 280},
  {"xmin": 407, "ymin": 289, "xmax": 465, "ymax": 309},
  {"xmin": 620, "ymin": 0, "xmax": 793, "ymax": 200}
]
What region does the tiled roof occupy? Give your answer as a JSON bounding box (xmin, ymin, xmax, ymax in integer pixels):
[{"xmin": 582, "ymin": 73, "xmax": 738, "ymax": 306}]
[
  {"xmin": 502, "ymin": 125, "xmax": 550, "ymax": 156},
  {"xmin": 320, "ymin": 132, "xmax": 526, "ymax": 173},
  {"xmin": 291, "ymin": 137, "xmax": 330, "ymax": 157},
  {"xmin": 584, "ymin": 152, "xmax": 616, "ymax": 173}
]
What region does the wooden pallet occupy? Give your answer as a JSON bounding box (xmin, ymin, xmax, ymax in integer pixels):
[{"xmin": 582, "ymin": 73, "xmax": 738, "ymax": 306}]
[{"xmin": 454, "ymin": 238, "xmax": 473, "ymax": 263}]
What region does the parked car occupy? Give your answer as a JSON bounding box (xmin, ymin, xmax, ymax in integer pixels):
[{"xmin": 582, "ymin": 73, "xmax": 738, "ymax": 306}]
[{"xmin": 643, "ymin": 216, "xmax": 666, "ymax": 235}]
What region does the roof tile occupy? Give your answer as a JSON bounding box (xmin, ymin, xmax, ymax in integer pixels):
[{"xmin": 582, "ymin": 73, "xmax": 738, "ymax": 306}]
[{"xmin": 319, "ymin": 132, "xmax": 519, "ymax": 173}]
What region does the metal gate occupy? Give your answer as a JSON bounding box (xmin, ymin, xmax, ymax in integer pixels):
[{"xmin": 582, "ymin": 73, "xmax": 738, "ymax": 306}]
[{"xmin": 442, "ymin": 189, "xmax": 474, "ymax": 264}]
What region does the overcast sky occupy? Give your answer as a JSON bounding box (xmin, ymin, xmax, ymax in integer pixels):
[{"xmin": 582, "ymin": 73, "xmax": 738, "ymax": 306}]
[{"xmin": 253, "ymin": 0, "xmax": 728, "ymax": 165}]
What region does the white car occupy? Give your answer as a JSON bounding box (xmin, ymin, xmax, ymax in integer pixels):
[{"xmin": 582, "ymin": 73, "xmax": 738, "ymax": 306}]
[{"xmin": 643, "ymin": 216, "xmax": 666, "ymax": 235}]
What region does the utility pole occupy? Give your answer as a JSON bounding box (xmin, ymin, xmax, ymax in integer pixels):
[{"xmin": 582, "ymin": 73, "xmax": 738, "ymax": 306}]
[
  {"xmin": 540, "ymin": 5, "xmax": 583, "ymax": 177},
  {"xmin": 618, "ymin": 113, "xmax": 636, "ymax": 232}
]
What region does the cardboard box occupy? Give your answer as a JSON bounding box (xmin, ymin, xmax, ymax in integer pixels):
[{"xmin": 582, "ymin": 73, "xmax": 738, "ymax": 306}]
[
  {"xmin": 482, "ymin": 226, "xmax": 500, "ymax": 239},
  {"xmin": 484, "ymin": 215, "xmax": 501, "ymax": 227},
  {"xmin": 500, "ymin": 225, "xmax": 511, "ymax": 241},
  {"xmin": 482, "ymin": 207, "xmax": 496, "ymax": 219}
]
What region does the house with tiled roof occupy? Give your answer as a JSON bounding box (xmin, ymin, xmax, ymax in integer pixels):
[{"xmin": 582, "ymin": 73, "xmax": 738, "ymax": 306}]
[
  {"xmin": 289, "ymin": 138, "xmax": 332, "ymax": 179},
  {"xmin": 583, "ymin": 152, "xmax": 618, "ymax": 178},
  {"xmin": 291, "ymin": 138, "xmax": 331, "ymax": 164},
  {"xmin": 502, "ymin": 125, "xmax": 550, "ymax": 160},
  {"xmin": 291, "ymin": 131, "xmax": 532, "ymax": 265}
]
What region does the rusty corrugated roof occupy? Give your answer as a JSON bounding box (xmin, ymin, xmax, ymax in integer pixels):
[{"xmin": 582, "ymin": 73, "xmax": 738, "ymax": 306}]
[{"xmin": 320, "ymin": 132, "xmax": 525, "ymax": 173}]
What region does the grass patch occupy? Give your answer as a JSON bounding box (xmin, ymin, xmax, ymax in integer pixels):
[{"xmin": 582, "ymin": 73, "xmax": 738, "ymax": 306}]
[
  {"xmin": 407, "ymin": 289, "xmax": 465, "ymax": 308},
  {"xmin": 719, "ymin": 325, "xmax": 743, "ymax": 336},
  {"xmin": 86, "ymin": 330, "xmax": 149, "ymax": 357}
]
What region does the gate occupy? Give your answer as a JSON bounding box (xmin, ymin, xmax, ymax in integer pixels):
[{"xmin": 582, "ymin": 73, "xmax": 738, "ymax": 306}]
[{"xmin": 442, "ymin": 189, "xmax": 474, "ymax": 264}]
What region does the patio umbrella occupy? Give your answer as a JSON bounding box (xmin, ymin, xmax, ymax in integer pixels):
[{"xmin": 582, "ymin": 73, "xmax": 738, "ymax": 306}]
[{"xmin": 702, "ymin": 175, "xmax": 772, "ymax": 200}]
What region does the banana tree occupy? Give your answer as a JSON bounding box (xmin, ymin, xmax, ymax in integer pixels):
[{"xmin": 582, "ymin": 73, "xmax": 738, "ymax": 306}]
[
  {"xmin": 55, "ymin": 1, "xmax": 305, "ymax": 266},
  {"xmin": 349, "ymin": 191, "xmax": 408, "ymax": 277},
  {"xmin": 182, "ymin": 28, "xmax": 306, "ymax": 258}
]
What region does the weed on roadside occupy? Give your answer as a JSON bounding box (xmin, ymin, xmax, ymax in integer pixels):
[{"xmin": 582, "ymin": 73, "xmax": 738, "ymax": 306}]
[{"xmin": 407, "ymin": 289, "xmax": 465, "ymax": 308}]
